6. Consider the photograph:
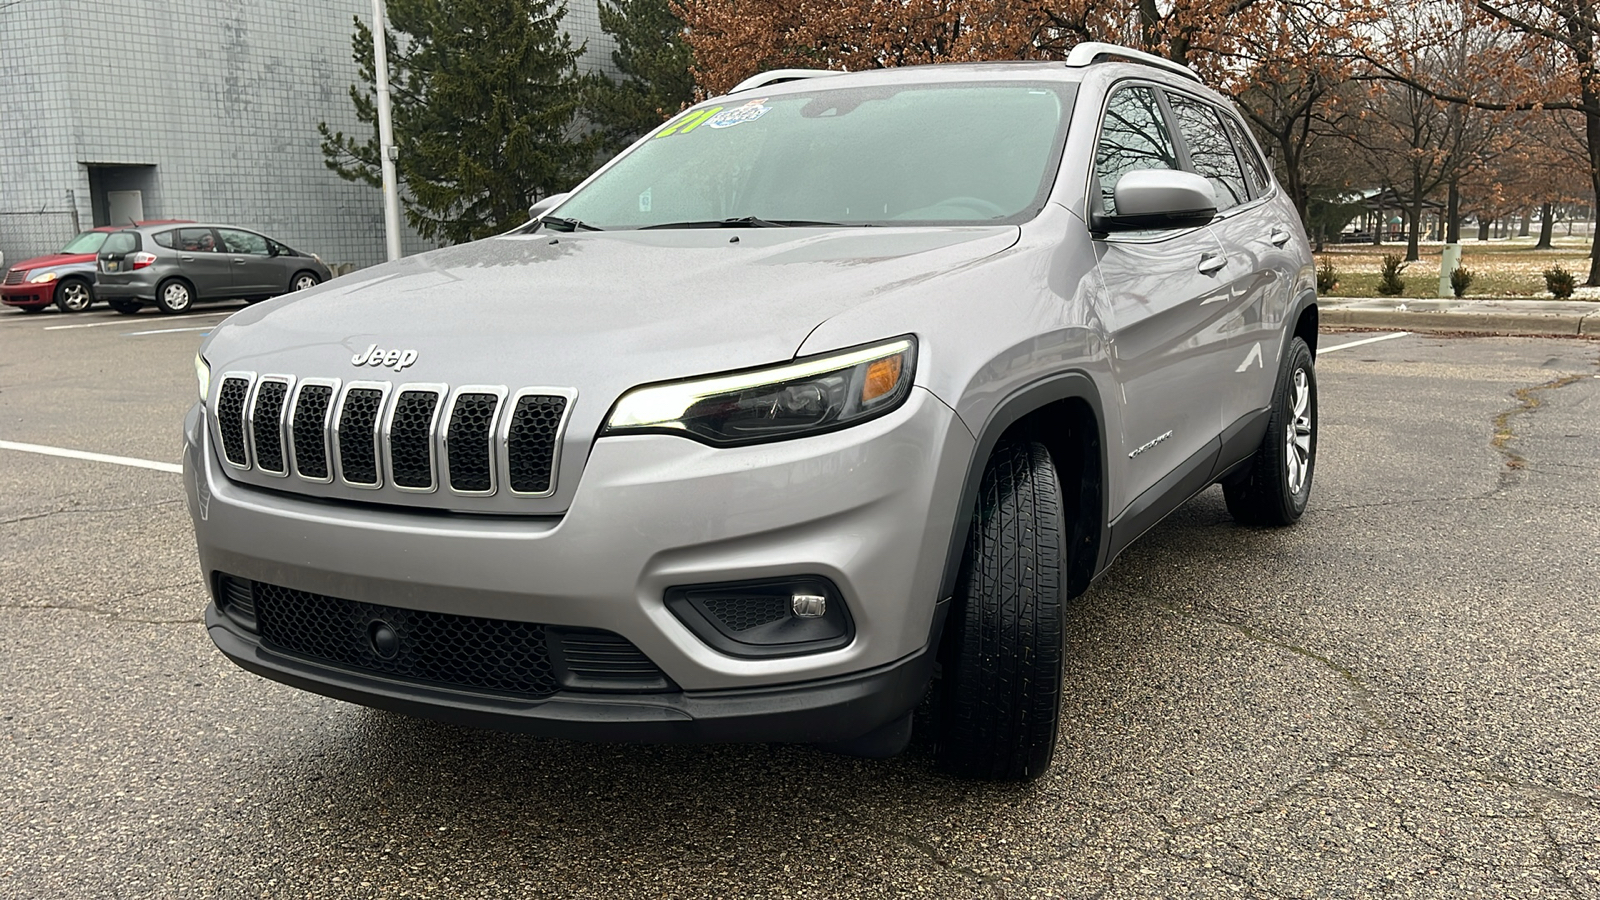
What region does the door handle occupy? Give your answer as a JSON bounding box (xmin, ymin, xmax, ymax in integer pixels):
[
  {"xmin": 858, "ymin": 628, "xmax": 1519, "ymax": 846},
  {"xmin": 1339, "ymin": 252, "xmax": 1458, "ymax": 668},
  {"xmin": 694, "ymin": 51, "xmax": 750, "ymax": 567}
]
[
  {"xmin": 1198, "ymin": 252, "xmax": 1227, "ymax": 275},
  {"xmin": 1269, "ymin": 228, "xmax": 1292, "ymax": 247},
  {"xmin": 180, "ymin": 255, "xmax": 195, "ymax": 262},
  {"xmin": 233, "ymin": 259, "xmax": 247, "ymax": 265}
]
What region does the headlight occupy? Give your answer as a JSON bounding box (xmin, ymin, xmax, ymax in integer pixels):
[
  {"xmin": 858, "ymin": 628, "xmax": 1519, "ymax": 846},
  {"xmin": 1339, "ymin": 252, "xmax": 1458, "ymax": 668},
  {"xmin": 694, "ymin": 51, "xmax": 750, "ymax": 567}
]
[
  {"xmin": 26, "ymin": 271, "xmax": 58, "ymax": 284},
  {"xmin": 195, "ymin": 354, "xmax": 211, "ymax": 403},
  {"xmin": 604, "ymin": 337, "xmax": 916, "ymax": 445}
]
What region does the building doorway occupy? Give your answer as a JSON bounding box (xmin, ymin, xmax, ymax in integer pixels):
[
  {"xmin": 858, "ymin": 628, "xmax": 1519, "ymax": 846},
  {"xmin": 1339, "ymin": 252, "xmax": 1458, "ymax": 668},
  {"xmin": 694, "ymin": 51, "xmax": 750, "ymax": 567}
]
[{"xmin": 85, "ymin": 164, "xmax": 159, "ymax": 227}]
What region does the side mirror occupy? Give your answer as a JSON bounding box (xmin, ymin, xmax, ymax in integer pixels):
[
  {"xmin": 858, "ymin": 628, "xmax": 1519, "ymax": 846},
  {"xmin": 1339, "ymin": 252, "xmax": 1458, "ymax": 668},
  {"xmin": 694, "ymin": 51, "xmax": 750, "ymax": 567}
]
[
  {"xmin": 528, "ymin": 192, "xmax": 572, "ymax": 222},
  {"xmin": 1095, "ymin": 170, "xmax": 1217, "ymax": 232}
]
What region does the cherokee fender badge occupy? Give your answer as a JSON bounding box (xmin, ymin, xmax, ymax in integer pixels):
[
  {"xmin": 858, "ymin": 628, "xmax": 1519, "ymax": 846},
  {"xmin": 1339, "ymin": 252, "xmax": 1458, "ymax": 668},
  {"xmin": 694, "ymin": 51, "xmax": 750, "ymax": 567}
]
[
  {"xmin": 1128, "ymin": 430, "xmax": 1173, "ymax": 459},
  {"xmin": 351, "ymin": 343, "xmax": 418, "ymax": 372}
]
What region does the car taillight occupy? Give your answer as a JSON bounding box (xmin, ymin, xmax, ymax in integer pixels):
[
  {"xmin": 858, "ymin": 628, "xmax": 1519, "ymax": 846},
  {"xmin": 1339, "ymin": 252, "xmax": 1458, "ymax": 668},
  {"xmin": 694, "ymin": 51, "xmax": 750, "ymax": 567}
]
[{"xmin": 131, "ymin": 252, "xmax": 157, "ymax": 270}]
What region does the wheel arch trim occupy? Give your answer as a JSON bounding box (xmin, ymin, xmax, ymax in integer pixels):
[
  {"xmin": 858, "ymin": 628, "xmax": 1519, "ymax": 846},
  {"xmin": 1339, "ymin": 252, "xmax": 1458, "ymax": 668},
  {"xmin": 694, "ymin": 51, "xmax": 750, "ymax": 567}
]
[{"xmin": 936, "ymin": 370, "xmax": 1110, "ymax": 603}]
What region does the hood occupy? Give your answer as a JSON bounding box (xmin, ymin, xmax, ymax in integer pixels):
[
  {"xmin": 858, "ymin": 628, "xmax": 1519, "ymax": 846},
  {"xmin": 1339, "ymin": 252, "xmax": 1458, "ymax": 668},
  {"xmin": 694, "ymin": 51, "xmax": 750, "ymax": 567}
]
[
  {"xmin": 201, "ymin": 226, "xmax": 1019, "ymax": 400},
  {"xmin": 6, "ymin": 251, "xmax": 94, "ymax": 273}
]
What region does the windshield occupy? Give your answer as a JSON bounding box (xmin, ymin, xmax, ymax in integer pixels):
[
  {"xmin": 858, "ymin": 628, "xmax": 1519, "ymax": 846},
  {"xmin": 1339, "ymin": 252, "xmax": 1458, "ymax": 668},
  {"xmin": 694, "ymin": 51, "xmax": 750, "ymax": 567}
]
[
  {"xmin": 551, "ymin": 82, "xmax": 1075, "ymax": 231},
  {"xmin": 59, "ymin": 232, "xmax": 109, "ymax": 254}
]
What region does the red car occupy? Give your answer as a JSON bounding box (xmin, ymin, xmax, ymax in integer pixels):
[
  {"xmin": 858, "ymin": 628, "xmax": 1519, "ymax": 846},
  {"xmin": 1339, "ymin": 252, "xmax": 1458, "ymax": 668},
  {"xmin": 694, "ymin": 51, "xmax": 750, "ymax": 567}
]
[{"xmin": 3, "ymin": 221, "xmax": 191, "ymax": 313}]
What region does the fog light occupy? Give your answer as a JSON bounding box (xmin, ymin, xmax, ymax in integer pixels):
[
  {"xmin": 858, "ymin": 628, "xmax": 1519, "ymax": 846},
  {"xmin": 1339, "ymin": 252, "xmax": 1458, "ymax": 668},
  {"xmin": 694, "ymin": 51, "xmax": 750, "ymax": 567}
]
[
  {"xmin": 665, "ymin": 576, "xmax": 853, "ymax": 658},
  {"xmin": 792, "ymin": 593, "xmax": 827, "ymax": 618}
]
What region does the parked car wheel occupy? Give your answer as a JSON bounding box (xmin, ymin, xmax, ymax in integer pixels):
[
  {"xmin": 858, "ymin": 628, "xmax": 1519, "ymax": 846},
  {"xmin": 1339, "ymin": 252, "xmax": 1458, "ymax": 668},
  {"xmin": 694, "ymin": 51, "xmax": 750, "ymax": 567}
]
[
  {"xmin": 1223, "ymin": 337, "xmax": 1317, "ymax": 526},
  {"xmin": 155, "ymin": 279, "xmax": 195, "ymax": 315},
  {"xmin": 54, "ymin": 277, "xmax": 94, "ymax": 313},
  {"xmin": 291, "ymin": 271, "xmax": 320, "ymax": 292},
  {"xmin": 935, "ymin": 439, "xmax": 1067, "ymax": 782},
  {"xmin": 108, "ymin": 299, "xmax": 142, "ymax": 315}
]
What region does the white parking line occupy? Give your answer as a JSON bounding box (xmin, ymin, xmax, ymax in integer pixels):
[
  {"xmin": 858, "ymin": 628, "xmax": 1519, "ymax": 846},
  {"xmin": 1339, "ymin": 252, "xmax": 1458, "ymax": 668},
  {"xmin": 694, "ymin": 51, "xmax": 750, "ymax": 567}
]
[
  {"xmin": 123, "ymin": 326, "xmax": 213, "ymax": 336},
  {"xmin": 1321, "ymin": 332, "xmax": 1412, "ymax": 354},
  {"xmin": 43, "ymin": 312, "xmax": 232, "ymax": 331},
  {"xmin": 0, "ymin": 440, "xmax": 182, "ymax": 474}
]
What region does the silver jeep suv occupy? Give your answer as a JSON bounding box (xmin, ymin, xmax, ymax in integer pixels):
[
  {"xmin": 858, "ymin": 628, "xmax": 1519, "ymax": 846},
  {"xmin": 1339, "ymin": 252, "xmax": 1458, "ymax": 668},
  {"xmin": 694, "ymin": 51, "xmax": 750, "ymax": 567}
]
[{"xmin": 186, "ymin": 44, "xmax": 1317, "ymax": 781}]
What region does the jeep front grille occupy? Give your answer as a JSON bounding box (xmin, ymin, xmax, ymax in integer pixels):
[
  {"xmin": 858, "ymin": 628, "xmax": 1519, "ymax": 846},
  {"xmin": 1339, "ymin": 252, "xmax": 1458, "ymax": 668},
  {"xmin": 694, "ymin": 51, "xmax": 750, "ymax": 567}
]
[{"xmin": 209, "ymin": 373, "xmax": 572, "ymax": 499}]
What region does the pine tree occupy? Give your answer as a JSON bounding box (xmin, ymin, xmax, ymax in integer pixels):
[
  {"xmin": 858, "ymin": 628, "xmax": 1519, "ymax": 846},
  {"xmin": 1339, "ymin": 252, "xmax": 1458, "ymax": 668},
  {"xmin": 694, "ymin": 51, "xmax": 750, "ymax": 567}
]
[
  {"xmin": 318, "ymin": 0, "xmax": 596, "ymax": 244},
  {"xmin": 584, "ymin": 0, "xmax": 694, "ymax": 155}
]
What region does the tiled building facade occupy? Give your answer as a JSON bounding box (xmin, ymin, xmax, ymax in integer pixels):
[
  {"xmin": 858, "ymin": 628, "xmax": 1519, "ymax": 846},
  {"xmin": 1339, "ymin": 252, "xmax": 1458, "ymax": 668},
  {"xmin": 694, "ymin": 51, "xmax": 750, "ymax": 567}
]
[{"xmin": 0, "ymin": 0, "xmax": 614, "ymax": 269}]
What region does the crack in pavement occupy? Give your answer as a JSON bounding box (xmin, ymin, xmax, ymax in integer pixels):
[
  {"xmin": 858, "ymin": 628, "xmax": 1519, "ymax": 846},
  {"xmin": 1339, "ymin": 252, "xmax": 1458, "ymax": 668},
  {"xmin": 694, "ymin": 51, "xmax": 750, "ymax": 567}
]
[
  {"xmin": 0, "ymin": 498, "xmax": 184, "ymax": 528},
  {"xmin": 1491, "ymin": 374, "xmax": 1588, "ymax": 488}
]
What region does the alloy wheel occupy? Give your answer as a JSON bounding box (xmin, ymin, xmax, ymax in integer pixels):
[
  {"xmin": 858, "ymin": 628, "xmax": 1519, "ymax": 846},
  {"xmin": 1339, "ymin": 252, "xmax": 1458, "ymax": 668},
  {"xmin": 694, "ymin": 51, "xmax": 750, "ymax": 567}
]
[
  {"xmin": 59, "ymin": 281, "xmax": 92, "ymax": 312},
  {"xmin": 1285, "ymin": 368, "xmax": 1312, "ymax": 494}
]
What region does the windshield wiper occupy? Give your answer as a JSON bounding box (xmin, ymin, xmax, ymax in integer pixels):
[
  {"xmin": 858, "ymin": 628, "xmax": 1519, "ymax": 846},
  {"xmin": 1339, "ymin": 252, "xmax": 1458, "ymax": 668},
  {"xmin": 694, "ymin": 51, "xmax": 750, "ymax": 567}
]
[
  {"xmin": 539, "ymin": 216, "xmax": 604, "ymax": 232},
  {"xmin": 641, "ymin": 216, "xmax": 850, "ymax": 230}
]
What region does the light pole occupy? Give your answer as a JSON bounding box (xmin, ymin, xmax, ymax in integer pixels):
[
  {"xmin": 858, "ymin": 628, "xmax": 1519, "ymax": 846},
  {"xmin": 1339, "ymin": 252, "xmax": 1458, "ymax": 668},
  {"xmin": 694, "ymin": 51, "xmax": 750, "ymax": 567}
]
[{"xmin": 371, "ymin": 0, "xmax": 403, "ymax": 262}]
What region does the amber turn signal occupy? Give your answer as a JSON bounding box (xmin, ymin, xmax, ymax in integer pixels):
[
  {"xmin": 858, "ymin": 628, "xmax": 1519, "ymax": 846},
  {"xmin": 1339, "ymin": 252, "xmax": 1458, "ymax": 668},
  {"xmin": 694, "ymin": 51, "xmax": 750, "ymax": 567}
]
[{"xmin": 861, "ymin": 355, "xmax": 903, "ymax": 403}]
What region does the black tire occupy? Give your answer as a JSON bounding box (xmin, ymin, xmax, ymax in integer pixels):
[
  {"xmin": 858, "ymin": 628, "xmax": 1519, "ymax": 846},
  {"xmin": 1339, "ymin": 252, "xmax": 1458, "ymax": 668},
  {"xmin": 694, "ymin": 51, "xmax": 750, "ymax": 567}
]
[
  {"xmin": 154, "ymin": 278, "xmax": 195, "ymax": 315},
  {"xmin": 54, "ymin": 277, "xmax": 94, "ymax": 313},
  {"xmin": 108, "ymin": 299, "xmax": 142, "ymax": 315},
  {"xmin": 14, "ymin": 304, "xmax": 45, "ymax": 314},
  {"xmin": 290, "ymin": 271, "xmax": 321, "ymax": 292},
  {"xmin": 1223, "ymin": 336, "xmax": 1317, "ymax": 526},
  {"xmin": 935, "ymin": 439, "xmax": 1067, "ymax": 782}
]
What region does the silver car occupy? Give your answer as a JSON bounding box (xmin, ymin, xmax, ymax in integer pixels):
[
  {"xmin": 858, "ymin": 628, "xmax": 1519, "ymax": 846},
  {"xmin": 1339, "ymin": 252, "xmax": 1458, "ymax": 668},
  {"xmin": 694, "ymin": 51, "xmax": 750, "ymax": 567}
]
[
  {"xmin": 96, "ymin": 223, "xmax": 332, "ymax": 314},
  {"xmin": 186, "ymin": 44, "xmax": 1317, "ymax": 781}
]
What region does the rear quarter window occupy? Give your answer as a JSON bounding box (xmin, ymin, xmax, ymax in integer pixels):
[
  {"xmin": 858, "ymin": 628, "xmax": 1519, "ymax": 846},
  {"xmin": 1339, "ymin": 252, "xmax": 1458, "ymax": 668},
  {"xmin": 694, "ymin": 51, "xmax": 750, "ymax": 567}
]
[
  {"xmin": 102, "ymin": 232, "xmax": 139, "ymax": 254},
  {"xmin": 152, "ymin": 231, "xmax": 176, "ymax": 249}
]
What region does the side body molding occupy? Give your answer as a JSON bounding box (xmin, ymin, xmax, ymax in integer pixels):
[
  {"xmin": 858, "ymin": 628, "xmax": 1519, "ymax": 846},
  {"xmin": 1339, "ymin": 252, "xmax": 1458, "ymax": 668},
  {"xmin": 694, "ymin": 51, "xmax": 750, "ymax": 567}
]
[{"xmin": 936, "ymin": 371, "xmax": 1110, "ymax": 603}]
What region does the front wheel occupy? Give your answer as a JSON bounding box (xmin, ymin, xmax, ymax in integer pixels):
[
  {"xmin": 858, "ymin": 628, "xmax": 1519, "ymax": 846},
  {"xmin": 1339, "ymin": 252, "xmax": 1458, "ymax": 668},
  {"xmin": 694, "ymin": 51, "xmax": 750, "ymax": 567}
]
[
  {"xmin": 935, "ymin": 439, "xmax": 1067, "ymax": 782},
  {"xmin": 1223, "ymin": 336, "xmax": 1317, "ymax": 525},
  {"xmin": 291, "ymin": 271, "xmax": 320, "ymax": 292},
  {"xmin": 154, "ymin": 279, "xmax": 194, "ymax": 315},
  {"xmin": 54, "ymin": 278, "xmax": 94, "ymax": 313}
]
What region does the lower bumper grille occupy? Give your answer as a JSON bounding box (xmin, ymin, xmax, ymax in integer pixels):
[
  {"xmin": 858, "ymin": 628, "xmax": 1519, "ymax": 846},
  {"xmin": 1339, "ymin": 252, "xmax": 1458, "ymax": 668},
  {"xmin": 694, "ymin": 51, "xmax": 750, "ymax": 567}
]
[{"xmin": 219, "ymin": 575, "xmax": 671, "ymax": 699}]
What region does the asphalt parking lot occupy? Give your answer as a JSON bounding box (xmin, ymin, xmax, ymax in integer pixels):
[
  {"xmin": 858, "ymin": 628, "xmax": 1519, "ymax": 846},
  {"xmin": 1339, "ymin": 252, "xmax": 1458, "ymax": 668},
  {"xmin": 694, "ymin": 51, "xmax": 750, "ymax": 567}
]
[{"xmin": 2, "ymin": 304, "xmax": 1598, "ymax": 898}]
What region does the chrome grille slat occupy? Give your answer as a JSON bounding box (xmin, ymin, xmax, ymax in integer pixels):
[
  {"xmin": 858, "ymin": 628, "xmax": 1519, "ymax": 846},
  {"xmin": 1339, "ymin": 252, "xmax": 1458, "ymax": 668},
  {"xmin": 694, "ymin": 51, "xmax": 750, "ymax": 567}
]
[
  {"xmin": 335, "ymin": 384, "xmax": 388, "ymax": 487},
  {"xmin": 386, "ymin": 385, "xmax": 445, "ymax": 492},
  {"xmin": 248, "ymin": 377, "xmax": 293, "ymax": 476},
  {"xmin": 2, "ymin": 269, "xmax": 25, "ymax": 286},
  {"xmin": 505, "ymin": 393, "xmax": 568, "ymax": 496},
  {"xmin": 215, "ymin": 375, "xmax": 254, "ymax": 468},
  {"xmin": 290, "ymin": 380, "xmax": 339, "ymax": 482},
  {"xmin": 445, "ymin": 391, "xmax": 502, "ymax": 494}
]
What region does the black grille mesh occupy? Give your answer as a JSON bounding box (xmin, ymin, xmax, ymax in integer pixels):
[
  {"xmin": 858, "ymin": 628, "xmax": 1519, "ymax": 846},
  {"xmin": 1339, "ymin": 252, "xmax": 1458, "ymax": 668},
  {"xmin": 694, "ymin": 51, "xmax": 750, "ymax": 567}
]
[
  {"xmin": 253, "ymin": 581, "xmax": 561, "ymax": 699},
  {"xmin": 235, "ymin": 578, "xmax": 667, "ymax": 699},
  {"xmin": 701, "ymin": 596, "xmax": 791, "ymax": 632},
  {"xmin": 507, "ymin": 395, "xmax": 567, "ymax": 494},
  {"xmin": 252, "ymin": 381, "xmax": 289, "ymax": 473},
  {"xmin": 447, "ymin": 393, "xmax": 499, "ymax": 492},
  {"xmin": 3, "ymin": 269, "xmax": 25, "ymax": 286},
  {"xmin": 390, "ymin": 390, "xmax": 440, "ymax": 489},
  {"xmin": 217, "ymin": 377, "xmax": 251, "ymax": 466},
  {"xmin": 292, "ymin": 384, "xmax": 334, "ymax": 479},
  {"xmin": 337, "ymin": 388, "xmax": 384, "ymax": 485}
]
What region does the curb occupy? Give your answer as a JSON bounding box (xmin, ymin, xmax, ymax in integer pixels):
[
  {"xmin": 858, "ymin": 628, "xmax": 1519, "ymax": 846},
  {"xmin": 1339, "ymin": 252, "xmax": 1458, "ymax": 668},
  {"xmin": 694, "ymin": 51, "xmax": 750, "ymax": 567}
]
[{"xmin": 1321, "ymin": 306, "xmax": 1600, "ymax": 337}]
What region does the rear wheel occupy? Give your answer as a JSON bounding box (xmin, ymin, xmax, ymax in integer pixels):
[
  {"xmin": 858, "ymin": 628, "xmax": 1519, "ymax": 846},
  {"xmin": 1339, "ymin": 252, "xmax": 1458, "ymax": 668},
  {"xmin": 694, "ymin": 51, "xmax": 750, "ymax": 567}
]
[
  {"xmin": 54, "ymin": 277, "xmax": 93, "ymax": 313},
  {"xmin": 108, "ymin": 299, "xmax": 142, "ymax": 315},
  {"xmin": 1223, "ymin": 337, "xmax": 1317, "ymax": 525},
  {"xmin": 154, "ymin": 279, "xmax": 194, "ymax": 315},
  {"xmin": 935, "ymin": 439, "xmax": 1067, "ymax": 782}
]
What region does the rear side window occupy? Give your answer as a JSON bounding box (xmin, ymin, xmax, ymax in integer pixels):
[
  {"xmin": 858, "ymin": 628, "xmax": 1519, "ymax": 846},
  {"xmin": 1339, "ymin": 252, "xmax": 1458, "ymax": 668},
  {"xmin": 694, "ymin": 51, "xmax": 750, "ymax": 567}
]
[
  {"xmin": 1220, "ymin": 113, "xmax": 1272, "ymax": 196},
  {"xmin": 176, "ymin": 228, "xmax": 219, "ymax": 252},
  {"xmin": 1168, "ymin": 93, "xmax": 1249, "ymax": 211},
  {"xmin": 153, "ymin": 230, "xmax": 176, "ymax": 249},
  {"xmin": 1094, "ymin": 86, "xmax": 1180, "ymax": 216},
  {"xmin": 102, "ymin": 231, "xmax": 138, "ymax": 255}
]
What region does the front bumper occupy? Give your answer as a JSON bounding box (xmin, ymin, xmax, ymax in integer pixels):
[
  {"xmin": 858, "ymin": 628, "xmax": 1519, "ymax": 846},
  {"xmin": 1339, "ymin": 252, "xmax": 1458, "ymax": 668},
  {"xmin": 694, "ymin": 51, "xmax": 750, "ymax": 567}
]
[
  {"xmin": 1, "ymin": 283, "xmax": 51, "ymax": 308},
  {"xmin": 186, "ymin": 387, "xmax": 974, "ymax": 742}
]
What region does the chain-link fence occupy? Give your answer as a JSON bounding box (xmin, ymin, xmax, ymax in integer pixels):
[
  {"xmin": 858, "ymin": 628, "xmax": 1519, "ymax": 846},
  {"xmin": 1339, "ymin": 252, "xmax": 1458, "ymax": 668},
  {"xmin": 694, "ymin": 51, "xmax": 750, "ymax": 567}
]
[{"xmin": 0, "ymin": 211, "xmax": 80, "ymax": 270}]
